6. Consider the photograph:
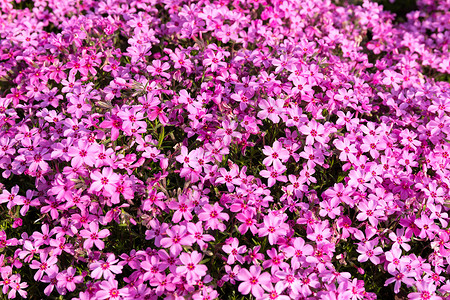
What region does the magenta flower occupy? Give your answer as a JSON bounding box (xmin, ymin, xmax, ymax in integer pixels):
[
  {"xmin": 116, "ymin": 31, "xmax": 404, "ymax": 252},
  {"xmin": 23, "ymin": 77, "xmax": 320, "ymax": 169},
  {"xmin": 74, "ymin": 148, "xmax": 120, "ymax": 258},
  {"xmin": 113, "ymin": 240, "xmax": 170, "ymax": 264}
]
[
  {"xmin": 262, "ymin": 141, "xmax": 290, "ymax": 166},
  {"xmin": 79, "ymin": 222, "xmax": 110, "ymax": 250},
  {"xmin": 89, "ymin": 167, "xmax": 121, "ymax": 196},
  {"xmin": 90, "ymin": 254, "xmax": 123, "ymax": 280},
  {"xmin": 237, "ymin": 265, "xmax": 271, "ymax": 298},
  {"xmin": 299, "ymin": 119, "xmax": 326, "ymax": 145},
  {"xmin": 203, "ymin": 50, "xmax": 227, "ymax": 72},
  {"xmin": 356, "ymin": 200, "xmax": 384, "ymax": 227},
  {"xmin": 258, "ymin": 214, "xmax": 289, "ymax": 245},
  {"xmin": 260, "ymin": 159, "xmax": 287, "ymax": 187},
  {"xmin": 29, "ymin": 252, "xmax": 58, "ymax": 281},
  {"xmin": 357, "ymin": 239, "xmax": 383, "ymax": 265},
  {"xmin": 334, "ymin": 138, "xmax": 357, "ymax": 162},
  {"xmin": 96, "ymin": 278, "xmax": 124, "ymax": 300},
  {"xmin": 147, "ymin": 59, "xmax": 171, "ymax": 79},
  {"xmin": 236, "ymin": 210, "xmax": 258, "ymax": 235},
  {"xmin": 99, "ymin": 115, "xmax": 123, "ymax": 141},
  {"xmin": 257, "ymin": 97, "xmax": 283, "ymax": 123},
  {"xmin": 186, "ymin": 221, "xmax": 215, "ymax": 250},
  {"xmin": 407, "ymin": 281, "xmax": 441, "ymax": 300},
  {"xmin": 67, "ymin": 139, "xmax": 99, "ymax": 167},
  {"xmin": 389, "ymin": 228, "xmax": 411, "ymax": 251},
  {"xmin": 176, "ymin": 251, "xmax": 208, "ymax": 284},
  {"xmin": 222, "ymin": 238, "xmax": 247, "ymax": 265},
  {"xmin": 160, "ymin": 225, "xmax": 194, "ymax": 255},
  {"xmin": 56, "ymin": 267, "xmax": 83, "ymax": 292},
  {"xmin": 198, "ymin": 202, "xmax": 229, "ymax": 231}
]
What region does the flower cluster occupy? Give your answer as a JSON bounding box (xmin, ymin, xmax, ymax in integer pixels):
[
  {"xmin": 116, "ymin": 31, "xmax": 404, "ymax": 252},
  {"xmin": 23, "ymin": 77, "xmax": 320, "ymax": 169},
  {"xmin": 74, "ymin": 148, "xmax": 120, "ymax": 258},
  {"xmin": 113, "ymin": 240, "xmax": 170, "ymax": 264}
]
[{"xmin": 0, "ymin": 0, "xmax": 449, "ymax": 299}]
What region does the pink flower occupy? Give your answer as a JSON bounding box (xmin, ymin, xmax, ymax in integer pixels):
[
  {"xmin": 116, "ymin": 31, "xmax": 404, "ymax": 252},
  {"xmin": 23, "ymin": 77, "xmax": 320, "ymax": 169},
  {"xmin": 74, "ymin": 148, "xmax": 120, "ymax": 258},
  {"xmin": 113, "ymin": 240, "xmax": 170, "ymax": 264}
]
[
  {"xmin": 245, "ymin": 246, "xmax": 265, "ymax": 264},
  {"xmin": 0, "ymin": 185, "xmax": 24, "ymax": 210},
  {"xmin": 284, "ymin": 237, "xmax": 314, "ymax": 270},
  {"xmin": 385, "ymin": 246, "xmax": 409, "ymax": 274},
  {"xmin": 198, "ymin": 203, "xmax": 229, "ymax": 231},
  {"xmin": 415, "ymin": 215, "xmax": 439, "ymax": 239},
  {"xmin": 215, "ymin": 166, "xmax": 241, "ymax": 192},
  {"xmin": 385, "ymin": 265, "xmax": 415, "ymax": 294},
  {"xmin": 360, "ymin": 135, "xmax": 385, "ymax": 159},
  {"xmin": 6, "ymin": 275, "xmax": 28, "ymax": 299},
  {"xmin": 260, "ymin": 160, "xmax": 287, "ymax": 187},
  {"xmin": 258, "ymin": 214, "xmax": 289, "ymax": 245},
  {"xmin": 262, "ymin": 281, "xmax": 290, "ymax": 300},
  {"xmin": 336, "ymin": 111, "xmax": 359, "ymax": 131},
  {"xmin": 236, "ymin": 210, "xmax": 258, "ymax": 235},
  {"xmin": 168, "ymin": 195, "xmax": 194, "ymax": 223},
  {"xmin": 382, "ymin": 69, "xmax": 401, "ymax": 90},
  {"xmin": 262, "ymin": 141, "xmax": 290, "ymax": 166},
  {"xmin": 357, "ymin": 239, "xmax": 383, "ymax": 265},
  {"xmin": 389, "ymin": 228, "xmax": 411, "ymax": 251},
  {"xmin": 99, "ymin": 115, "xmax": 123, "ymax": 141},
  {"xmin": 186, "ymin": 221, "xmax": 215, "ymax": 250},
  {"xmin": 68, "ymin": 139, "xmax": 99, "ymax": 167},
  {"xmin": 215, "ymin": 24, "xmax": 238, "ymax": 43},
  {"xmin": 300, "ymin": 119, "xmax": 326, "ymax": 145},
  {"xmin": 203, "ymin": 50, "xmax": 227, "ymax": 72},
  {"xmin": 176, "ymin": 251, "xmax": 208, "ymax": 284},
  {"xmin": 407, "ymin": 281, "xmax": 441, "ymax": 300},
  {"xmin": 147, "ymin": 59, "xmax": 171, "ymax": 79},
  {"xmin": 222, "ymin": 238, "xmax": 247, "ymax": 265},
  {"xmin": 334, "ymin": 138, "xmax": 357, "ymax": 162},
  {"xmin": 79, "ymin": 222, "xmax": 110, "ymax": 250},
  {"xmin": 262, "ymin": 248, "xmax": 289, "ymax": 273},
  {"xmin": 319, "ymin": 198, "xmax": 341, "ymax": 219},
  {"xmin": 31, "ymin": 224, "xmax": 53, "ymax": 247},
  {"xmin": 160, "ymin": 225, "xmax": 195, "ymax": 255},
  {"xmin": 215, "ymin": 120, "xmax": 242, "ymax": 146},
  {"xmin": 237, "ymin": 265, "xmax": 271, "ymax": 298},
  {"xmin": 299, "ymin": 144, "xmax": 325, "ymax": 169},
  {"xmin": 307, "ymin": 221, "xmax": 332, "ymax": 244},
  {"xmin": 96, "ymin": 278, "xmax": 124, "ymax": 300},
  {"xmin": 90, "ymin": 254, "xmax": 123, "ymax": 280},
  {"xmin": 117, "ymin": 106, "xmax": 147, "ymax": 136},
  {"xmin": 89, "ymin": 167, "xmax": 121, "ymax": 196},
  {"xmin": 348, "ymin": 169, "xmax": 372, "ymax": 192},
  {"xmin": 56, "ymin": 267, "xmax": 83, "ymax": 292},
  {"xmin": 222, "ymin": 265, "xmax": 241, "ymax": 284},
  {"xmin": 29, "ymin": 252, "xmax": 58, "ymax": 281},
  {"xmin": 258, "ymin": 97, "xmax": 283, "ymax": 123},
  {"xmin": 356, "ymin": 200, "xmax": 384, "ymax": 227}
]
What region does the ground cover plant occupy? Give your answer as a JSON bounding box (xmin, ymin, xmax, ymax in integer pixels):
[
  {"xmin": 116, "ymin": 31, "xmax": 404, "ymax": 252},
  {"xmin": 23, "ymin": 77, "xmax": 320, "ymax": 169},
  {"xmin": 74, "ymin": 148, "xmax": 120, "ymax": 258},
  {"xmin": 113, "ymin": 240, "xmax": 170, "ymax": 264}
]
[{"xmin": 0, "ymin": 0, "xmax": 449, "ymax": 299}]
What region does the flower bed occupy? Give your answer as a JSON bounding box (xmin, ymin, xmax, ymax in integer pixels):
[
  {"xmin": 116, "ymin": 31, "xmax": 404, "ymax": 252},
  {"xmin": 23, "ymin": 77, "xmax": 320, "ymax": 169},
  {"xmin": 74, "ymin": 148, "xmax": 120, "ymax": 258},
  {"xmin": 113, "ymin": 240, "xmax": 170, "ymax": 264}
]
[{"xmin": 0, "ymin": 0, "xmax": 449, "ymax": 299}]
